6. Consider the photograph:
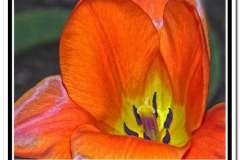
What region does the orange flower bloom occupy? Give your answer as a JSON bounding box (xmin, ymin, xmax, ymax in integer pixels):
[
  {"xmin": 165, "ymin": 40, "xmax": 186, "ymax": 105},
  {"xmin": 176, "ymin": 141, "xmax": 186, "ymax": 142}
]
[{"xmin": 14, "ymin": 0, "xmax": 225, "ymax": 159}]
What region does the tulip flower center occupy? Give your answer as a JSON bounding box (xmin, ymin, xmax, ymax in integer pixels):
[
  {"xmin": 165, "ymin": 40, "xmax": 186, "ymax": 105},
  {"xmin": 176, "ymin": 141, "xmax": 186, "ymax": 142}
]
[{"xmin": 123, "ymin": 92, "xmax": 173, "ymax": 144}]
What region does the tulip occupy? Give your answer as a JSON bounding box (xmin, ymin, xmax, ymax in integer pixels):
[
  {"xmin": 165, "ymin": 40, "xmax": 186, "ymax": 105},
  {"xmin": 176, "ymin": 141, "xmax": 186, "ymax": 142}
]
[{"xmin": 14, "ymin": 0, "xmax": 225, "ymax": 159}]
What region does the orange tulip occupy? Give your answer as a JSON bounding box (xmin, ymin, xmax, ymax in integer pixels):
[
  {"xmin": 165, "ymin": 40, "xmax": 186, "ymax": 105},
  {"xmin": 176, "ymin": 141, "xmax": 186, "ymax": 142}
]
[{"xmin": 14, "ymin": 0, "xmax": 225, "ymax": 159}]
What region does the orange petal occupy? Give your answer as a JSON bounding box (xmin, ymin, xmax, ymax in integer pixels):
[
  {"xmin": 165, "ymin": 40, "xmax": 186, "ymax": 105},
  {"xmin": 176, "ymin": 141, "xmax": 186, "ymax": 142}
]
[
  {"xmin": 132, "ymin": 0, "xmax": 210, "ymax": 54},
  {"xmin": 183, "ymin": 102, "xmax": 226, "ymax": 158},
  {"xmin": 185, "ymin": 0, "xmax": 210, "ymax": 56},
  {"xmin": 160, "ymin": 0, "xmax": 210, "ymax": 135},
  {"xmin": 132, "ymin": 0, "xmax": 168, "ymax": 31},
  {"xmin": 70, "ymin": 123, "xmax": 191, "ymax": 159},
  {"xmin": 14, "ymin": 75, "xmax": 96, "ymax": 159},
  {"xmin": 60, "ymin": 0, "xmax": 159, "ymax": 130}
]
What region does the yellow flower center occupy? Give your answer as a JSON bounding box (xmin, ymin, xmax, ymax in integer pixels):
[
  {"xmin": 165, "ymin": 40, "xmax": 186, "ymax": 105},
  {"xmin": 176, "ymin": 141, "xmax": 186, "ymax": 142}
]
[{"xmin": 123, "ymin": 92, "xmax": 172, "ymax": 144}]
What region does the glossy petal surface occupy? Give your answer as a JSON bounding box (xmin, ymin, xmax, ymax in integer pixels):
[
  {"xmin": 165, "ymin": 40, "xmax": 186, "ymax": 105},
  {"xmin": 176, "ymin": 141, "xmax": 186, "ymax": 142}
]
[
  {"xmin": 60, "ymin": 0, "xmax": 160, "ymax": 133},
  {"xmin": 133, "ymin": 0, "xmax": 210, "ymax": 53},
  {"xmin": 132, "ymin": 0, "xmax": 167, "ymax": 32},
  {"xmin": 160, "ymin": 0, "xmax": 210, "ymax": 143},
  {"xmin": 183, "ymin": 102, "xmax": 226, "ymax": 158},
  {"xmin": 70, "ymin": 123, "xmax": 191, "ymax": 159},
  {"xmin": 14, "ymin": 75, "xmax": 95, "ymax": 159},
  {"xmin": 185, "ymin": 0, "xmax": 210, "ymax": 55}
]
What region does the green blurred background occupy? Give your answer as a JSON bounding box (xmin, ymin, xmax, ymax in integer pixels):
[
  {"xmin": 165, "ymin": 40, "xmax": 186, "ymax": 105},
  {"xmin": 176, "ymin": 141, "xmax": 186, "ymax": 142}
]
[{"xmin": 14, "ymin": 0, "xmax": 226, "ymax": 159}]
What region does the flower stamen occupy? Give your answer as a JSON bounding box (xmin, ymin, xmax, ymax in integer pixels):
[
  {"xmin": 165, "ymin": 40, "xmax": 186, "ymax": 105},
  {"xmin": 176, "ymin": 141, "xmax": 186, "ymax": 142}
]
[
  {"xmin": 152, "ymin": 92, "xmax": 158, "ymax": 118},
  {"xmin": 137, "ymin": 97, "xmax": 160, "ymax": 142},
  {"xmin": 124, "ymin": 92, "xmax": 172, "ymax": 143},
  {"xmin": 133, "ymin": 105, "xmax": 142, "ymax": 125},
  {"xmin": 123, "ymin": 122, "xmax": 139, "ymax": 137},
  {"xmin": 164, "ymin": 108, "xmax": 173, "ymax": 128},
  {"xmin": 162, "ymin": 129, "xmax": 171, "ymax": 144}
]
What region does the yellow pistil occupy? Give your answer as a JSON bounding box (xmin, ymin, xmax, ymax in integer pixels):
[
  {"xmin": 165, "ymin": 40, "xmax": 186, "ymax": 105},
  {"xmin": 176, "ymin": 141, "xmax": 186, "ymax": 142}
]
[{"xmin": 137, "ymin": 97, "xmax": 160, "ymax": 142}]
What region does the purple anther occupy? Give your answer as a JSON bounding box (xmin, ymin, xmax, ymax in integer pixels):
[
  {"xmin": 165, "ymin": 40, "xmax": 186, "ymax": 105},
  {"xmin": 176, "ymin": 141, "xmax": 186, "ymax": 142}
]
[
  {"xmin": 133, "ymin": 105, "xmax": 142, "ymax": 125},
  {"xmin": 143, "ymin": 132, "xmax": 151, "ymax": 140},
  {"xmin": 152, "ymin": 92, "xmax": 158, "ymax": 118},
  {"xmin": 164, "ymin": 108, "xmax": 173, "ymax": 128},
  {"xmin": 163, "ymin": 129, "xmax": 170, "ymax": 144},
  {"xmin": 123, "ymin": 122, "xmax": 139, "ymax": 137}
]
